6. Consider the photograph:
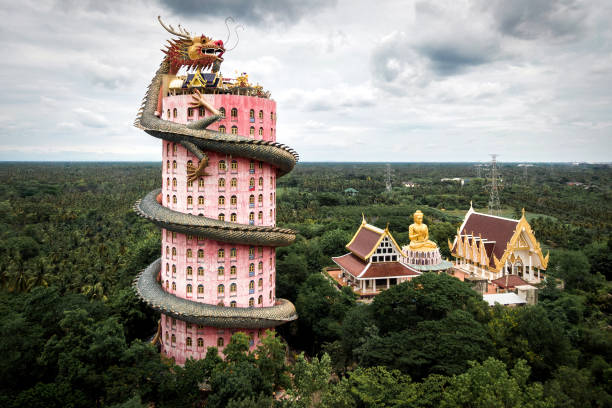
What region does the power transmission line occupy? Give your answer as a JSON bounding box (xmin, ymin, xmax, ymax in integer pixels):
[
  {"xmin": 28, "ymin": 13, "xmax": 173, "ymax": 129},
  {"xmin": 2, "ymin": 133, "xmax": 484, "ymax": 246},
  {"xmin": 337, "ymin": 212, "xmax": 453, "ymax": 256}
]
[{"xmin": 488, "ymin": 154, "xmax": 502, "ymax": 216}]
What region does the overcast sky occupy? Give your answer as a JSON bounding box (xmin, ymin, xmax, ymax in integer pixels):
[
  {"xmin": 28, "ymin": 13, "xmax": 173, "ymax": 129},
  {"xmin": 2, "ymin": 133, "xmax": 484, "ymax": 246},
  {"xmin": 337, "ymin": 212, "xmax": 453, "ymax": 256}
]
[{"xmin": 1, "ymin": 0, "xmax": 611, "ymax": 162}]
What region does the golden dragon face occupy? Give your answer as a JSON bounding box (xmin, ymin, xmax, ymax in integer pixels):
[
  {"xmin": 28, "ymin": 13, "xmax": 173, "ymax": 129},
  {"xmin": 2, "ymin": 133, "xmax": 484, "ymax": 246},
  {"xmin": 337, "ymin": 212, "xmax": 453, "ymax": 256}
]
[{"xmin": 159, "ymin": 17, "xmax": 225, "ymax": 72}]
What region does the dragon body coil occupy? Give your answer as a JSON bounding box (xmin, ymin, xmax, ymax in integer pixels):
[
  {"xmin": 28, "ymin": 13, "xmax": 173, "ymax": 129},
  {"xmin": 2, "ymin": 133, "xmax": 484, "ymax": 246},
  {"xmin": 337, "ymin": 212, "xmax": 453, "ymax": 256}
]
[{"xmin": 132, "ymin": 18, "xmax": 298, "ymax": 363}]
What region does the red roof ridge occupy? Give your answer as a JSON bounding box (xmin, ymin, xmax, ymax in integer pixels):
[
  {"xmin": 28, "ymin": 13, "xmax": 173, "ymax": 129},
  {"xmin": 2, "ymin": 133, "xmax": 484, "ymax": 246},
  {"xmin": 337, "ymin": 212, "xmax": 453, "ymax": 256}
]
[{"xmin": 470, "ymin": 210, "xmax": 519, "ymax": 223}]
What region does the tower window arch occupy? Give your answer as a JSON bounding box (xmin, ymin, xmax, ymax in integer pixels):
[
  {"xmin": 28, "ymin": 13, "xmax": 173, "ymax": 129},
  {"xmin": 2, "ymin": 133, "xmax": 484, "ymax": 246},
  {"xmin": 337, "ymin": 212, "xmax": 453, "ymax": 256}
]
[
  {"xmin": 231, "ymin": 107, "xmax": 238, "ymax": 119},
  {"xmin": 231, "ymin": 125, "xmax": 238, "ymax": 135}
]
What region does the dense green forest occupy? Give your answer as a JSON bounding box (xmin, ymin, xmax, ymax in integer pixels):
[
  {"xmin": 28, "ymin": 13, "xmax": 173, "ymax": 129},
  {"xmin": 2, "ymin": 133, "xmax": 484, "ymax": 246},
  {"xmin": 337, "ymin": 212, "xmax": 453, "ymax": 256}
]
[{"xmin": 0, "ymin": 162, "xmax": 610, "ymax": 407}]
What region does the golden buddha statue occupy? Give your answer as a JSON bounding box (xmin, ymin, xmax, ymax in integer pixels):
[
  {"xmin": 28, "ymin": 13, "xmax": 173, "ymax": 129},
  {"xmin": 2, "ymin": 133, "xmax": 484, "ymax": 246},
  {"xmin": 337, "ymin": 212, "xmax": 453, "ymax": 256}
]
[{"xmin": 408, "ymin": 210, "xmax": 438, "ymax": 251}]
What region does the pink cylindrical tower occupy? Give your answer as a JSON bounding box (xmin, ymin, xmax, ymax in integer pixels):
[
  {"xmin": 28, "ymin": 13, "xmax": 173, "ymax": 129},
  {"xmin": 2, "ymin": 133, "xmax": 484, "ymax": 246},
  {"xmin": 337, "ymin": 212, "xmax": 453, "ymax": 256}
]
[{"xmin": 133, "ymin": 19, "xmax": 298, "ymax": 365}]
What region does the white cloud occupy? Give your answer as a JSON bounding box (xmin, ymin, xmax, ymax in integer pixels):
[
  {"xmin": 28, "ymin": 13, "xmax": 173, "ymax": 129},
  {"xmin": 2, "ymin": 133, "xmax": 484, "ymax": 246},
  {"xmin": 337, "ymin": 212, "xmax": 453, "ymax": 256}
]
[{"xmin": 0, "ymin": 0, "xmax": 610, "ymax": 162}]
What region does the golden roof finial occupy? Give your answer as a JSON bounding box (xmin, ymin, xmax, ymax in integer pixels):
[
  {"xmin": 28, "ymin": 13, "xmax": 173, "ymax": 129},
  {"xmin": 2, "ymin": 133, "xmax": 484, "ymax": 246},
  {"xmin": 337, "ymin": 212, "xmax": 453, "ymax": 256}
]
[
  {"xmin": 470, "ymin": 200, "xmax": 473, "ymax": 209},
  {"xmin": 521, "ymin": 208, "xmax": 526, "ymax": 218},
  {"xmin": 361, "ymin": 213, "xmax": 366, "ymax": 224},
  {"xmin": 385, "ymin": 222, "xmax": 390, "ymax": 232}
]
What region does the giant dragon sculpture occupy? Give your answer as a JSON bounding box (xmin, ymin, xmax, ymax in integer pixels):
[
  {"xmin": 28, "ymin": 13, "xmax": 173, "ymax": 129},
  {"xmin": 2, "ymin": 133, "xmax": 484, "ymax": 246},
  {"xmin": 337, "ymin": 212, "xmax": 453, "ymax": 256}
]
[{"xmin": 132, "ymin": 18, "xmax": 298, "ymax": 328}]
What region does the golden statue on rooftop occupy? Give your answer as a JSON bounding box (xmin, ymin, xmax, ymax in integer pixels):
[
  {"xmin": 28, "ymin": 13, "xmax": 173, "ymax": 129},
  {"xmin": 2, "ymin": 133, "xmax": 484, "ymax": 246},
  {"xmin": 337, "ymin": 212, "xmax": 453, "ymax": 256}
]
[{"xmin": 408, "ymin": 210, "xmax": 438, "ymax": 251}]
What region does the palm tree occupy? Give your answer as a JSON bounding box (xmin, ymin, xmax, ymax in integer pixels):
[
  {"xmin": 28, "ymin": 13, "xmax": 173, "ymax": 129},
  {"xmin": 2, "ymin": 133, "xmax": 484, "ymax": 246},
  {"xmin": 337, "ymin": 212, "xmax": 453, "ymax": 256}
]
[
  {"xmin": 27, "ymin": 259, "xmax": 51, "ymax": 291},
  {"xmin": 81, "ymin": 281, "xmax": 108, "ymax": 302},
  {"xmin": 7, "ymin": 254, "xmax": 28, "ymax": 293}
]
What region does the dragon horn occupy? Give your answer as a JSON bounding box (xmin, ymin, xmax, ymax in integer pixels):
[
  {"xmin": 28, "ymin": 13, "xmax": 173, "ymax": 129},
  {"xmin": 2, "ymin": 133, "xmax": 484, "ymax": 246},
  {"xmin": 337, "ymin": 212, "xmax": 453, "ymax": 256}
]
[{"xmin": 158, "ymin": 16, "xmax": 190, "ymax": 40}]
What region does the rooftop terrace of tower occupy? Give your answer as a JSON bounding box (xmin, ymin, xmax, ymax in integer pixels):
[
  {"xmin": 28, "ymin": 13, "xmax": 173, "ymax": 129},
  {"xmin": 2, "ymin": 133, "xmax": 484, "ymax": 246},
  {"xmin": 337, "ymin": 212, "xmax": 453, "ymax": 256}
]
[{"xmin": 164, "ymin": 71, "xmax": 272, "ymax": 99}]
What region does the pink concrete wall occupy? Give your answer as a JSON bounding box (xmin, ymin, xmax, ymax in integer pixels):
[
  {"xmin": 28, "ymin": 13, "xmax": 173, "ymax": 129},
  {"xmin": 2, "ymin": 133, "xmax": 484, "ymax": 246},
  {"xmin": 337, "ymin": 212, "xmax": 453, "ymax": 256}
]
[
  {"xmin": 161, "ymin": 145, "xmax": 276, "ymax": 226},
  {"xmin": 161, "ymin": 93, "xmax": 277, "ymax": 142},
  {"xmin": 157, "ymin": 92, "xmax": 280, "ymax": 362},
  {"xmin": 159, "ymin": 314, "xmax": 269, "ymax": 365},
  {"xmin": 160, "ymin": 233, "xmax": 276, "ymax": 307}
]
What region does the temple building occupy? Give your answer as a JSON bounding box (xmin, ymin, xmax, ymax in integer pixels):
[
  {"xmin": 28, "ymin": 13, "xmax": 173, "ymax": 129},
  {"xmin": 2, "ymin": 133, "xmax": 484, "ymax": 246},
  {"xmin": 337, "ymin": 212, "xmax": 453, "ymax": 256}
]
[
  {"xmin": 132, "ymin": 18, "xmax": 298, "ymax": 364},
  {"xmin": 448, "ymin": 204, "xmax": 548, "ymax": 286},
  {"xmin": 328, "ymin": 211, "xmax": 452, "ymax": 299}
]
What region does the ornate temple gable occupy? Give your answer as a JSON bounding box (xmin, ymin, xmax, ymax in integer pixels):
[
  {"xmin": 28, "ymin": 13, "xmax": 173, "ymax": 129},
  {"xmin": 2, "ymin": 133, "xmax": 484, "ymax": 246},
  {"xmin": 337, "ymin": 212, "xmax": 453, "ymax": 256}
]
[
  {"xmin": 451, "ymin": 206, "xmax": 548, "ymax": 273},
  {"xmin": 492, "ymin": 211, "xmax": 549, "ymax": 272},
  {"xmin": 345, "ymin": 217, "xmax": 403, "ymax": 262}
]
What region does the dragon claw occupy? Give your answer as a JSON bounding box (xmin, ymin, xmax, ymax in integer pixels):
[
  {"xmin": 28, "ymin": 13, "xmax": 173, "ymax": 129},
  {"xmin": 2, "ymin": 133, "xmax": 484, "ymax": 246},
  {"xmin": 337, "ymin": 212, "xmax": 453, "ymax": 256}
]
[{"xmin": 186, "ymin": 161, "xmax": 210, "ymax": 183}]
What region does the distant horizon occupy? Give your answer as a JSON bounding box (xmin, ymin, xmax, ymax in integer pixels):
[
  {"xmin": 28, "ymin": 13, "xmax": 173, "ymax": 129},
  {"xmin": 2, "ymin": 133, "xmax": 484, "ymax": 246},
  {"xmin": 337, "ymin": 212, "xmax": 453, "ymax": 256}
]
[{"xmin": 0, "ymin": 160, "xmax": 609, "ymax": 165}]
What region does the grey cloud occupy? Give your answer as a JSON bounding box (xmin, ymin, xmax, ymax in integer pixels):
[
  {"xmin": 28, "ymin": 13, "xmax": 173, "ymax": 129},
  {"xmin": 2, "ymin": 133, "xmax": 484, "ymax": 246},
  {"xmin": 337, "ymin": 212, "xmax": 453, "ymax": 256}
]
[
  {"xmin": 478, "ymin": 0, "xmax": 588, "ymax": 41},
  {"xmin": 157, "ymin": 0, "xmax": 337, "ymax": 25},
  {"xmin": 417, "ymin": 42, "xmax": 497, "ymax": 75}
]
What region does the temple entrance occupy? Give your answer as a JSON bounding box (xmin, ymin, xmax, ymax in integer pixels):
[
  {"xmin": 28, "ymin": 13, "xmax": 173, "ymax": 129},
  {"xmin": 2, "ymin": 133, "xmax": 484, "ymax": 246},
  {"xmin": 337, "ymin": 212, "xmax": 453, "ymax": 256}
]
[{"xmin": 513, "ymin": 259, "xmax": 524, "ymax": 278}]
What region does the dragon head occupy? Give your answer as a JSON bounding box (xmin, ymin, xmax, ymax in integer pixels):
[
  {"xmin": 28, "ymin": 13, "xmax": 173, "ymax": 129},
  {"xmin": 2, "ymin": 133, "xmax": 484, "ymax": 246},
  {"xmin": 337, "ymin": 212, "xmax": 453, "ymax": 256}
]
[{"xmin": 159, "ymin": 16, "xmax": 225, "ymax": 73}]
